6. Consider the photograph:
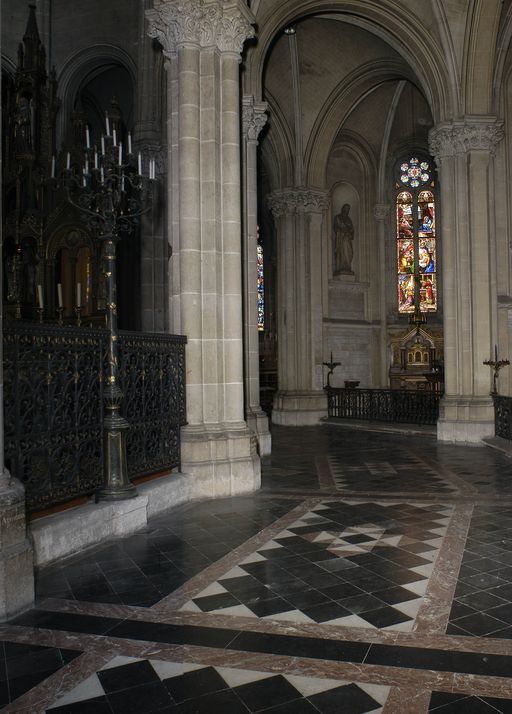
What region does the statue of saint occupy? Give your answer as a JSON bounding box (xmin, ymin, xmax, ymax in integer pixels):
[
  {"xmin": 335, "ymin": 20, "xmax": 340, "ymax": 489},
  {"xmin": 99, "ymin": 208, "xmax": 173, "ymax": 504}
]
[{"xmin": 333, "ymin": 203, "xmax": 354, "ymax": 275}]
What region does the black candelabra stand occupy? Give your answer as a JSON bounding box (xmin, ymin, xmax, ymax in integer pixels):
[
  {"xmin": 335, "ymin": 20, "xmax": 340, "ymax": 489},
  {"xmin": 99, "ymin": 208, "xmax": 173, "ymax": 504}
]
[{"xmin": 57, "ymin": 121, "xmax": 156, "ymax": 500}]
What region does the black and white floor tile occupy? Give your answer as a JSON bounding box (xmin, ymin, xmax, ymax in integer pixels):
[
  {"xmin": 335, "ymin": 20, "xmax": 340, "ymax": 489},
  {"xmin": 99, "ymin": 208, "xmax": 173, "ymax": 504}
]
[
  {"xmin": 181, "ymin": 499, "xmax": 452, "ymax": 631},
  {"xmin": 46, "ymin": 655, "xmax": 389, "ymax": 713}
]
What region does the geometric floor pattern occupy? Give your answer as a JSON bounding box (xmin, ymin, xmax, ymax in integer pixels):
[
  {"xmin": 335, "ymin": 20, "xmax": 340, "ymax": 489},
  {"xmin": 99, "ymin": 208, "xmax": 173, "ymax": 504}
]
[
  {"xmin": 183, "ymin": 500, "xmax": 452, "ymax": 631},
  {"xmin": 5, "ymin": 425, "xmax": 512, "ymax": 713},
  {"xmin": 328, "ymin": 452, "xmax": 458, "ymax": 494},
  {"xmin": 448, "ymin": 504, "xmax": 512, "ymax": 639},
  {"xmin": 46, "ymin": 655, "xmax": 389, "ymax": 713}
]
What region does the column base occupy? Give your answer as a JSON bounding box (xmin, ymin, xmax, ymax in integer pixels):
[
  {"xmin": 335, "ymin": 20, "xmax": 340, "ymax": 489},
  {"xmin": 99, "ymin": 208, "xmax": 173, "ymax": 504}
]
[
  {"xmin": 437, "ymin": 395, "xmax": 495, "ymax": 444},
  {"xmin": 180, "ymin": 422, "xmax": 261, "ymax": 498},
  {"xmin": 271, "ymin": 391, "xmax": 327, "ymax": 426},
  {"xmin": 0, "ymin": 474, "xmax": 34, "ymax": 621},
  {"xmin": 245, "ymin": 407, "xmax": 272, "ymax": 456}
]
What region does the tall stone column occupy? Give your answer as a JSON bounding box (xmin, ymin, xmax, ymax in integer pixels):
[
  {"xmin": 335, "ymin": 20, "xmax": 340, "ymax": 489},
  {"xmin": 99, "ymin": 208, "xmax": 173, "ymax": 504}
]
[
  {"xmin": 429, "ymin": 117, "xmax": 504, "ymax": 443},
  {"xmin": 147, "ymin": 0, "xmax": 260, "ymax": 495},
  {"xmin": 374, "ymin": 203, "xmax": 391, "ymax": 387},
  {"xmin": 241, "ymin": 95, "xmax": 271, "ymax": 455},
  {"xmin": 136, "ymin": 0, "xmax": 167, "ymax": 332},
  {"xmin": 268, "ymin": 188, "xmax": 330, "ymax": 425},
  {"xmin": 0, "ymin": 237, "xmax": 34, "ymax": 621}
]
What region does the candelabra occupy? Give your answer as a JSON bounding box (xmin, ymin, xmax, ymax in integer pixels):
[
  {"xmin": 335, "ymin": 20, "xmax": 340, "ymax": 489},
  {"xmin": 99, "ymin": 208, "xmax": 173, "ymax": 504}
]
[{"xmin": 59, "ymin": 118, "xmax": 156, "ymax": 500}]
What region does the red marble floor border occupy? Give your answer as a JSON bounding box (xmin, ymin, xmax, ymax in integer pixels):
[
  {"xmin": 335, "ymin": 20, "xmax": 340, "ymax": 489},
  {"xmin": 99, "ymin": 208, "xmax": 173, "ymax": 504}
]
[
  {"xmin": 22, "ymin": 601, "xmax": 512, "ymax": 656},
  {"xmin": 3, "ymin": 626, "xmax": 512, "ymax": 712},
  {"xmin": 414, "ymin": 502, "xmax": 474, "ymax": 634},
  {"xmin": 382, "ymin": 685, "xmax": 432, "ymax": 713}
]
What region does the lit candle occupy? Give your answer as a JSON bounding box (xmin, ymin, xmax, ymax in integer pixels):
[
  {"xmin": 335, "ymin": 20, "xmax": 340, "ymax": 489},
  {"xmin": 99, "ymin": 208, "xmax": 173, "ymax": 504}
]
[
  {"xmin": 76, "ymin": 282, "xmax": 82, "ymax": 308},
  {"xmin": 105, "ymin": 112, "xmax": 110, "ymax": 136},
  {"xmin": 85, "ymin": 125, "xmax": 90, "ymax": 149},
  {"xmin": 138, "ymin": 152, "xmax": 142, "ymax": 176},
  {"xmin": 101, "ymin": 136, "xmax": 105, "ymax": 155},
  {"xmin": 51, "ymin": 155, "xmax": 55, "ymax": 178},
  {"xmin": 66, "ymin": 152, "xmax": 70, "ymax": 170},
  {"xmin": 37, "ymin": 284, "xmax": 44, "ymax": 309},
  {"xmin": 57, "ymin": 283, "xmax": 63, "ymax": 308},
  {"xmin": 128, "ymin": 132, "xmax": 132, "ymax": 155},
  {"xmin": 118, "ymin": 142, "xmax": 122, "ymax": 166},
  {"xmin": 112, "ymin": 127, "xmax": 117, "ymax": 147}
]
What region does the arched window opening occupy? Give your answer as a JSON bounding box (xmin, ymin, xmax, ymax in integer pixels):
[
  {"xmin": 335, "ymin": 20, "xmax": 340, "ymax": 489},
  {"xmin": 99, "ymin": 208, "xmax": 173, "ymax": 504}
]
[
  {"xmin": 396, "ymin": 156, "xmax": 437, "ymax": 314},
  {"xmin": 257, "ymin": 226, "xmax": 264, "ymax": 332}
]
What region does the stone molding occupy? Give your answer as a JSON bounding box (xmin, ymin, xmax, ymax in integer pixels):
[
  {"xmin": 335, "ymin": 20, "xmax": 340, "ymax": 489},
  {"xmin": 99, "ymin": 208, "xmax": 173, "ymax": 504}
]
[
  {"xmin": 268, "ymin": 188, "xmax": 330, "ymax": 217},
  {"xmin": 373, "ymin": 203, "xmax": 390, "ymax": 221},
  {"xmin": 242, "ymin": 95, "xmax": 268, "ymax": 141},
  {"xmin": 146, "ymin": 0, "xmax": 255, "ymax": 58},
  {"xmin": 429, "ymin": 118, "xmax": 504, "ymax": 160}
]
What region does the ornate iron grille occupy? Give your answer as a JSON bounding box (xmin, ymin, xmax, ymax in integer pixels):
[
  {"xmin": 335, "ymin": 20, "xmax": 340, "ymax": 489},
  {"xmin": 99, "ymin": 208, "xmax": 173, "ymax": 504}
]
[
  {"xmin": 4, "ymin": 323, "xmax": 187, "ymax": 512},
  {"xmin": 118, "ymin": 332, "xmax": 187, "ymax": 477},
  {"xmin": 326, "ymin": 387, "xmax": 440, "ymax": 425},
  {"xmin": 493, "ymin": 395, "xmax": 512, "ymax": 440}
]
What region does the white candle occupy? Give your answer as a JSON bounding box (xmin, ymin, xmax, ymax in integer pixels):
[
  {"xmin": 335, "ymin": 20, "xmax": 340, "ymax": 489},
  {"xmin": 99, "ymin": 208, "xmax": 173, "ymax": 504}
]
[
  {"xmin": 100, "ymin": 167, "xmax": 104, "ymax": 184},
  {"xmin": 121, "ymin": 173, "xmax": 125, "ymax": 192},
  {"xmin": 37, "ymin": 284, "xmax": 43, "ymax": 309},
  {"xmin": 118, "ymin": 142, "xmax": 122, "ymax": 166},
  {"xmin": 51, "ymin": 155, "xmax": 55, "ymax": 178},
  {"xmin": 66, "ymin": 152, "xmax": 70, "ymax": 170},
  {"xmin": 76, "ymin": 282, "xmax": 81, "ymax": 308},
  {"xmin": 85, "ymin": 125, "xmax": 90, "ymax": 149},
  {"xmin": 101, "ymin": 136, "xmax": 105, "ymax": 155},
  {"xmin": 105, "ymin": 112, "xmax": 110, "ymax": 136},
  {"xmin": 94, "ymin": 150, "xmax": 98, "ymax": 170},
  {"xmin": 57, "ymin": 283, "xmax": 63, "ymax": 308},
  {"xmin": 128, "ymin": 132, "xmax": 132, "ymax": 155},
  {"xmin": 85, "ymin": 156, "xmax": 89, "ymax": 174},
  {"xmin": 112, "ymin": 128, "xmax": 117, "ymax": 147},
  {"xmin": 138, "ymin": 152, "xmax": 142, "ymax": 176}
]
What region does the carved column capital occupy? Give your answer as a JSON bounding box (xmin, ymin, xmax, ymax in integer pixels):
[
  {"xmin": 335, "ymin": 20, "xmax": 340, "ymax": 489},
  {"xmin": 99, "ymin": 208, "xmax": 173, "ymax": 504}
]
[
  {"xmin": 268, "ymin": 188, "xmax": 330, "ymax": 217},
  {"xmin": 135, "ymin": 141, "xmax": 167, "ymax": 177},
  {"xmin": 242, "ymin": 96, "xmax": 268, "ymax": 142},
  {"xmin": 146, "ymin": 0, "xmax": 255, "ymax": 58},
  {"xmin": 429, "ymin": 117, "xmax": 504, "ymax": 162},
  {"xmin": 373, "ymin": 203, "xmax": 390, "ymax": 221}
]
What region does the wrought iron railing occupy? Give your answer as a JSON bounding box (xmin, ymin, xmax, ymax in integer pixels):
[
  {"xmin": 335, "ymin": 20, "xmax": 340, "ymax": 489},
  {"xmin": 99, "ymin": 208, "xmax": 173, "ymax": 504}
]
[
  {"xmin": 3, "ymin": 322, "xmax": 186, "ymax": 512},
  {"xmin": 493, "ymin": 394, "xmax": 512, "ymax": 440},
  {"xmin": 326, "ymin": 387, "xmax": 440, "ymax": 426}
]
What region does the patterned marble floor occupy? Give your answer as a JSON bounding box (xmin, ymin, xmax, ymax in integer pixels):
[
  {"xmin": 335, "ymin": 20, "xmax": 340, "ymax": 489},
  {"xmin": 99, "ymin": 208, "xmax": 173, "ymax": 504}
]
[{"xmin": 3, "ymin": 424, "xmax": 512, "ymax": 713}]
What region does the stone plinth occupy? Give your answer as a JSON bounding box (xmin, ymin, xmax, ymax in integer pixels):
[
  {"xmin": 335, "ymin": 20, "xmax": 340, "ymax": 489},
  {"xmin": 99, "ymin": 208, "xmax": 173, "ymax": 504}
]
[
  {"xmin": 272, "ymin": 391, "xmax": 327, "ymax": 425},
  {"xmin": 0, "ymin": 476, "xmax": 34, "ymax": 620},
  {"xmin": 437, "ymin": 395, "xmax": 495, "ymax": 444}
]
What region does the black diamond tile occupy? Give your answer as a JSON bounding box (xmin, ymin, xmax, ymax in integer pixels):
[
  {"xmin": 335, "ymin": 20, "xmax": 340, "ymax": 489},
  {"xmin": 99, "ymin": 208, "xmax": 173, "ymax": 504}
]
[
  {"xmin": 374, "ymin": 585, "xmax": 418, "ymax": 606},
  {"xmin": 193, "ymin": 592, "xmax": 241, "ymax": 612},
  {"xmin": 174, "ymin": 688, "xmax": 251, "ymax": 713},
  {"xmin": 308, "ymin": 683, "xmax": 380, "ymax": 714},
  {"xmin": 301, "ymin": 601, "xmax": 352, "ymax": 623},
  {"xmin": 107, "ymin": 680, "xmax": 174, "ymax": 713},
  {"xmin": 97, "ymin": 660, "xmax": 161, "ymax": 693},
  {"xmin": 234, "ymin": 674, "xmax": 300, "ymax": 712},
  {"xmin": 48, "ymin": 695, "xmax": 113, "ymax": 713},
  {"xmin": 164, "ymin": 666, "xmax": 227, "ymax": 703},
  {"xmin": 359, "ymin": 606, "xmax": 412, "ymax": 628}
]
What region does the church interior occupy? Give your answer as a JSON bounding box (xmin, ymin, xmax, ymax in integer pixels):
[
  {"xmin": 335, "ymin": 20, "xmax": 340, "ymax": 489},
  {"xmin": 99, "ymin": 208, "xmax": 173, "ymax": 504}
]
[{"xmin": 2, "ymin": 0, "xmax": 512, "ymax": 711}]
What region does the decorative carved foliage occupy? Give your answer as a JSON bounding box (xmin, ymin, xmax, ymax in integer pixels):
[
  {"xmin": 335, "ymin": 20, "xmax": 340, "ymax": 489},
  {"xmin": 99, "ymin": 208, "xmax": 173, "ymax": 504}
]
[
  {"xmin": 146, "ymin": 0, "xmax": 255, "ymax": 57},
  {"xmin": 242, "ymin": 96, "xmax": 268, "ymax": 141},
  {"xmin": 268, "ymin": 188, "xmax": 330, "ymax": 217},
  {"xmin": 429, "ymin": 119, "xmax": 504, "ymax": 160}
]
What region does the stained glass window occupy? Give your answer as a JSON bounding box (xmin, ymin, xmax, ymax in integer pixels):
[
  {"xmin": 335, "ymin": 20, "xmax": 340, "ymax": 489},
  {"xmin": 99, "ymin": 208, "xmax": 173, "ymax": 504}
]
[
  {"xmin": 396, "ymin": 157, "xmax": 437, "ymax": 313},
  {"xmin": 257, "ymin": 232, "xmax": 264, "ymax": 331}
]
